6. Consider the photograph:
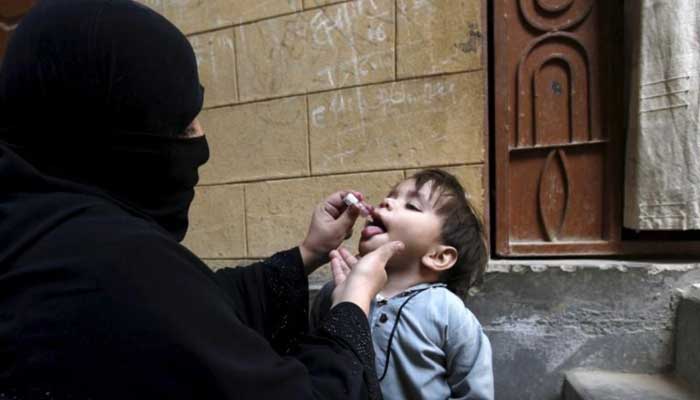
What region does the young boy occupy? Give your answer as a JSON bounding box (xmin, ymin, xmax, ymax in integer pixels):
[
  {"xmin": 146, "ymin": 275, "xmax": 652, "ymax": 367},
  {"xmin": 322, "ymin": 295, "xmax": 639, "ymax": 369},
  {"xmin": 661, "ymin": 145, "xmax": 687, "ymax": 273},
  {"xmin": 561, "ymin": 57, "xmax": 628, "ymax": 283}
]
[{"xmin": 310, "ymin": 169, "xmax": 494, "ymax": 400}]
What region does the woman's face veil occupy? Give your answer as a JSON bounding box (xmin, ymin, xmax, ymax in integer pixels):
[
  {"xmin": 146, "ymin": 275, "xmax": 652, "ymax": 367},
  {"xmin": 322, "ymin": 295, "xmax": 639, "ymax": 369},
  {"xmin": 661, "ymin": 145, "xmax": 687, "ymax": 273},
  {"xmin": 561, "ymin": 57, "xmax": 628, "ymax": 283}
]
[{"xmin": 0, "ymin": 0, "xmax": 210, "ymax": 240}]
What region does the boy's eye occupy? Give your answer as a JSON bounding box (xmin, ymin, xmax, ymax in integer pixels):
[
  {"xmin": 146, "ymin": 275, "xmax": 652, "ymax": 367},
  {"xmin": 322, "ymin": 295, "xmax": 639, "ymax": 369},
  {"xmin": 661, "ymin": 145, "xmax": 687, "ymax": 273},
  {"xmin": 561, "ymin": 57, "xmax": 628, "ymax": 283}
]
[{"xmin": 406, "ymin": 203, "xmax": 421, "ymax": 211}]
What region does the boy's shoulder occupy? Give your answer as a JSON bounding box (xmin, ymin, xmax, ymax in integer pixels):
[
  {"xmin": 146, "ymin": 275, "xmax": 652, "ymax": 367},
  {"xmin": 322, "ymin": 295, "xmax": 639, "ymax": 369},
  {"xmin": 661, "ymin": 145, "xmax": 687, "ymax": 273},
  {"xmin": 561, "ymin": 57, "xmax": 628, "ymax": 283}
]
[
  {"xmin": 422, "ymin": 285, "xmax": 467, "ymax": 311},
  {"xmin": 424, "ymin": 286, "xmax": 482, "ymax": 330},
  {"xmin": 430, "ymin": 285, "xmax": 463, "ymax": 305}
]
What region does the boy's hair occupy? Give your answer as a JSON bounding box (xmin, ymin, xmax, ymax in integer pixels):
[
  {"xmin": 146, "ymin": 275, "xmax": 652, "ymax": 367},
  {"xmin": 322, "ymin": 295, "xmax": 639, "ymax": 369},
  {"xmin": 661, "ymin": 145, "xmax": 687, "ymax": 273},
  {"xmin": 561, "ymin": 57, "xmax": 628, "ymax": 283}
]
[{"xmin": 410, "ymin": 169, "xmax": 487, "ymax": 294}]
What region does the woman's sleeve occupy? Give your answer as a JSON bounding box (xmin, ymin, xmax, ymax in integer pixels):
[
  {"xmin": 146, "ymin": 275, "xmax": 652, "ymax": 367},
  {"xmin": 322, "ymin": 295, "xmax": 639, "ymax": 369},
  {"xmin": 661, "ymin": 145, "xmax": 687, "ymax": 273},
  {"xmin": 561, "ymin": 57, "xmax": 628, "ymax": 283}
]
[
  {"xmin": 118, "ymin": 238, "xmax": 383, "ymax": 400},
  {"xmin": 212, "ymin": 248, "xmax": 309, "ymax": 354},
  {"xmin": 210, "ymin": 249, "xmax": 383, "ymax": 398}
]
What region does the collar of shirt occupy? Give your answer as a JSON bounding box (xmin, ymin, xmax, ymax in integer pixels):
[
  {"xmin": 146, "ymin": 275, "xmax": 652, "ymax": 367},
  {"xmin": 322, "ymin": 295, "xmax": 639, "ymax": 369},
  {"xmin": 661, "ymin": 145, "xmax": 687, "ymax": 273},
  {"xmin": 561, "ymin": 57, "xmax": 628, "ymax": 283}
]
[{"xmin": 375, "ymin": 282, "xmax": 447, "ymax": 303}]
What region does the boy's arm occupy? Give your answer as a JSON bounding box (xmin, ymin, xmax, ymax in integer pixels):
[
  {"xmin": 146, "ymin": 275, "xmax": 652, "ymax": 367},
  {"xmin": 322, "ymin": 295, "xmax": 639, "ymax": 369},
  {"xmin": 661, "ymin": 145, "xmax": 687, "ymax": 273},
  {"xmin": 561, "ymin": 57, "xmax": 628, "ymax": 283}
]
[{"xmin": 445, "ymin": 308, "xmax": 494, "ymax": 400}]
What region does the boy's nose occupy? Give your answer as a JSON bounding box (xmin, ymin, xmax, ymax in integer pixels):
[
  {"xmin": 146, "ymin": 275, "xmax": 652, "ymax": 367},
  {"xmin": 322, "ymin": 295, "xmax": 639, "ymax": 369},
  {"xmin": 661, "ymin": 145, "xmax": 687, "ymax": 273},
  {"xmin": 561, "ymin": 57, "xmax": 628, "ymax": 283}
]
[{"xmin": 380, "ymin": 197, "xmax": 395, "ymax": 210}]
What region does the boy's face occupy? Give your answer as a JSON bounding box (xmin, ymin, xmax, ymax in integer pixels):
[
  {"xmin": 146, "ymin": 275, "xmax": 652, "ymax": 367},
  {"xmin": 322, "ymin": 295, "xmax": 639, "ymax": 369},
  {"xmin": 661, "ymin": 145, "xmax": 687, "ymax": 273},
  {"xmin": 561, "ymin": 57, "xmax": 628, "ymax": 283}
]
[{"xmin": 358, "ymin": 178, "xmax": 444, "ymax": 268}]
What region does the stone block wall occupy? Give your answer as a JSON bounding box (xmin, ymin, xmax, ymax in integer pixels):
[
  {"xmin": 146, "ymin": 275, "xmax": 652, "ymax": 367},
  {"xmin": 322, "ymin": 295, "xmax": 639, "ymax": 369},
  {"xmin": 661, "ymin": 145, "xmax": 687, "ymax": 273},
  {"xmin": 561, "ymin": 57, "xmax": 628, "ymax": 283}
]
[{"xmin": 137, "ymin": 0, "xmax": 486, "ymax": 285}]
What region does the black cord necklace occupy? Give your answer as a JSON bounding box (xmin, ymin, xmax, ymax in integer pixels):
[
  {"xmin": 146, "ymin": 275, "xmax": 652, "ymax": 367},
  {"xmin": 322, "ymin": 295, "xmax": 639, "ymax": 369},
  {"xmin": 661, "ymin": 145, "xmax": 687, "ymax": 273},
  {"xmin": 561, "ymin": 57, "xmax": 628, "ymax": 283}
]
[{"xmin": 377, "ymin": 286, "xmax": 432, "ymax": 382}]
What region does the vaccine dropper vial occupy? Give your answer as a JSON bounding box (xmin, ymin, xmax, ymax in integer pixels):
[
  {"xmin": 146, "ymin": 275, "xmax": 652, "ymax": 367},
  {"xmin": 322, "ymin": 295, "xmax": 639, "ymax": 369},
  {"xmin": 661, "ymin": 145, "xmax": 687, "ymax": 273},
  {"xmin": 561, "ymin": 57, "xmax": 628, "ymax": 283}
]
[{"xmin": 343, "ymin": 193, "xmax": 373, "ymax": 222}]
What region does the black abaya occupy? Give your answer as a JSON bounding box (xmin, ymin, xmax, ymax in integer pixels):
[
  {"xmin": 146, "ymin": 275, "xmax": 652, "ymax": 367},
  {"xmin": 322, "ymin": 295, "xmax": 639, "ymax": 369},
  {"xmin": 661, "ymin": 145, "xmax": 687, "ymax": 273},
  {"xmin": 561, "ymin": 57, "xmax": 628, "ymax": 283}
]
[{"xmin": 0, "ymin": 0, "xmax": 380, "ymax": 398}]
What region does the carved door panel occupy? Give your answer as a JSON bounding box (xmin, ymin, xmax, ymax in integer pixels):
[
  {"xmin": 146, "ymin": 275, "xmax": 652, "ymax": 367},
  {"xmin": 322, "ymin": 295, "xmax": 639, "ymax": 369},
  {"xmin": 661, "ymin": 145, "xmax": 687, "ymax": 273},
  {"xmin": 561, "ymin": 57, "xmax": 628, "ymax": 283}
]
[
  {"xmin": 0, "ymin": 0, "xmax": 36, "ymax": 62},
  {"xmin": 494, "ymin": 0, "xmax": 623, "ymax": 256}
]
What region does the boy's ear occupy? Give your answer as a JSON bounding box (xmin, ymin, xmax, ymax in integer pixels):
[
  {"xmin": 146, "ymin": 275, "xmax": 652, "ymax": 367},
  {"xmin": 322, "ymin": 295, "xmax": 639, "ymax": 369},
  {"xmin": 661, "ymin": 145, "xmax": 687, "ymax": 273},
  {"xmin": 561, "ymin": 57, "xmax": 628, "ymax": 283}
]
[{"xmin": 421, "ymin": 245, "xmax": 458, "ymax": 272}]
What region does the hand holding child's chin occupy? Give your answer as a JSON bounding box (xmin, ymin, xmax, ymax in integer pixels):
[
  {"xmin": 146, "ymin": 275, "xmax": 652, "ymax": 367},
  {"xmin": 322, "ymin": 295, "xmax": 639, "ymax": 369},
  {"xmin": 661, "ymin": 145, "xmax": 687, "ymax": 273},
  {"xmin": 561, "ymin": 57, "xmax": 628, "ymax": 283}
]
[{"xmin": 330, "ymin": 241, "xmax": 404, "ymax": 315}]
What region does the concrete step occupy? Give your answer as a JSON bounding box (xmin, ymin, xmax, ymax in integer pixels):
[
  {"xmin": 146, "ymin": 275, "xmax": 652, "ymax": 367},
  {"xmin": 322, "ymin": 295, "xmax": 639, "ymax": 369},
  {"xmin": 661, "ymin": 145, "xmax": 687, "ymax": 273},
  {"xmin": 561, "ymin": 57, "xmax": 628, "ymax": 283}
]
[
  {"xmin": 563, "ymin": 370, "xmax": 697, "ymax": 400},
  {"xmin": 676, "ymin": 285, "xmax": 700, "ymax": 395}
]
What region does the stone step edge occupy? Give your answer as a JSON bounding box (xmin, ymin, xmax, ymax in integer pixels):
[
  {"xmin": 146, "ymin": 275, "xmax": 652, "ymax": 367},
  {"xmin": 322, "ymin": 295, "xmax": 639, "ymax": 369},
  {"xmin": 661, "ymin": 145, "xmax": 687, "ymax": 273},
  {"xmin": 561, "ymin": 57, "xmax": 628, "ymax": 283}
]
[{"xmin": 563, "ymin": 369, "xmax": 697, "ymax": 400}]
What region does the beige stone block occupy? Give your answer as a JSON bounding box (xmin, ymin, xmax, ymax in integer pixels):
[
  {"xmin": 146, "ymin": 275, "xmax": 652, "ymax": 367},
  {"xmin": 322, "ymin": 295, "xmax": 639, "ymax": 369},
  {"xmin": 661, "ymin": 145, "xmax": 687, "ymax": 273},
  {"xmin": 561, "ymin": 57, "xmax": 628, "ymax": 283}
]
[
  {"xmin": 246, "ymin": 171, "xmax": 403, "ymax": 258},
  {"xmin": 190, "ymin": 29, "xmax": 237, "ymax": 108},
  {"xmin": 306, "ymin": 0, "xmax": 395, "ymax": 92},
  {"xmin": 237, "ymin": 0, "xmax": 395, "ymax": 101},
  {"xmin": 397, "ymin": 0, "xmax": 483, "ymax": 78},
  {"xmin": 182, "ymin": 185, "xmax": 246, "ymax": 258},
  {"xmin": 405, "ymin": 164, "xmax": 485, "ymax": 216},
  {"xmin": 164, "ymin": 0, "xmax": 302, "ymax": 35},
  {"xmin": 236, "ymin": 14, "xmax": 308, "ymax": 101},
  {"xmin": 134, "ymin": 0, "xmax": 167, "ymax": 17},
  {"xmin": 198, "ymin": 97, "xmax": 309, "ymax": 184},
  {"xmin": 231, "ymin": 0, "xmax": 303, "ymax": 24},
  {"xmin": 309, "ymin": 71, "xmax": 484, "ymax": 174},
  {"xmin": 161, "ymin": 0, "xmax": 233, "ymax": 34}
]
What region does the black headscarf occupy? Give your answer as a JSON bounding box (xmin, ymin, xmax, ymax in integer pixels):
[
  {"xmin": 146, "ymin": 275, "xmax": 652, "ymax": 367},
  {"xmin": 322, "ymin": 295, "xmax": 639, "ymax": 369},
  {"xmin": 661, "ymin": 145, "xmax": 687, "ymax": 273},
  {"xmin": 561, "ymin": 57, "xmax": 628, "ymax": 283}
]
[{"xmin": 0, "ymin": 0, "xmax": 209, "ymax": 241}]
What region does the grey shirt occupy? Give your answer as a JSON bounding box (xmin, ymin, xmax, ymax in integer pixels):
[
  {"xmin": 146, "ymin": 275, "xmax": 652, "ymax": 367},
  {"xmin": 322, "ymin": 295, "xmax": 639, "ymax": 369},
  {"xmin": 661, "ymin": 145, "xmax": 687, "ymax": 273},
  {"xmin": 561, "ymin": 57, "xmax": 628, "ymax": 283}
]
[{"xmin": 311, "ymin": 282, "xmax": 494, "ymax": 400}]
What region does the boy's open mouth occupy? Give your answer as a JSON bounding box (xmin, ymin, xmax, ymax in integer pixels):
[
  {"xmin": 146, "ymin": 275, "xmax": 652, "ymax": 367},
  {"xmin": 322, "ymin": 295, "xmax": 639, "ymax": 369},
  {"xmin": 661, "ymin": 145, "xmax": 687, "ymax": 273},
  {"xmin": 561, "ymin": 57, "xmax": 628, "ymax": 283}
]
[{"xmin": 361, "ymin": 214, "xmax": 386, "ymax": 240}]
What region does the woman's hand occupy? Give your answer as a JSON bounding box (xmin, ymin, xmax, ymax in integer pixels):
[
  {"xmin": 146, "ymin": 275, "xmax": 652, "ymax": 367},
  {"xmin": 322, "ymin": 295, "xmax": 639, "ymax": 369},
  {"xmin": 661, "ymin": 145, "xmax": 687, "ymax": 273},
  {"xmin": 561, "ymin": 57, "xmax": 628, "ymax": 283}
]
[
  {"xmin": 330, "ymin": 241, "xmax": 404, "ymax": 315},
  {"xmin": 329, "ymin": 247, "xmax": 356, "ymax": 290},
  {"xmin": 299, "ymin": 190, "xmax": 365, "ymax": 274}
]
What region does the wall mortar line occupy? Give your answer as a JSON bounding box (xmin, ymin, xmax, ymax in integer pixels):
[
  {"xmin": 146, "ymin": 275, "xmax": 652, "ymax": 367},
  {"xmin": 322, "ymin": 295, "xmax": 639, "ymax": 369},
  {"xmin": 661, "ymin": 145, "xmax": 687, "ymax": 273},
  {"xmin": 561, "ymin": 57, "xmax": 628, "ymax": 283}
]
[
  {"xmin": 202, "ymin": 68, "xmax": 485, "ymax": 112},
  {"xmin": 305, "ymin": 95, "xmax": 313, "ymax": 175},
  {"xmin": 394, "ymin": 0, "xmax": 398, "ymax": 80},
  {"xmin": 232, "ymin": 27, "xmax": 241, "ymax": 103},
  {"xmin": 243, "ymin": 185, "xmax": 249, "ymax": 258},
  {"xmin": 196, "ymin": 162, "xmax": 485, "ymax": 187}
]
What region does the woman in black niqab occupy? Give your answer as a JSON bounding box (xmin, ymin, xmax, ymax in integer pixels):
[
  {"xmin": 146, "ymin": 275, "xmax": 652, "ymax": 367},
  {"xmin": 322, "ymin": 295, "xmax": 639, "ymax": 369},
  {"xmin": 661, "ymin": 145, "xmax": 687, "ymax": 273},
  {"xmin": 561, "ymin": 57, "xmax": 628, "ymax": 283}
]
[
  {"xmin": 0, "ymin": 0, "xmax": 208, "ymax": 240},
  {"xmin": 0, "ymin": 1, "xmax": 381, "ymax": 399}
]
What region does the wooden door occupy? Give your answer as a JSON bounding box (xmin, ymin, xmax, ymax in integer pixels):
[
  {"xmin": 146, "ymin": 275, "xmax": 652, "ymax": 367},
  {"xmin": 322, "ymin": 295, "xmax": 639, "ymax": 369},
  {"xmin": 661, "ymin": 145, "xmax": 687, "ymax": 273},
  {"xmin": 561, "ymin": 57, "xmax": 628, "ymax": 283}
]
[{"xmin": 493, "ymin": 0, "xmax": 623, "ymax": 256}]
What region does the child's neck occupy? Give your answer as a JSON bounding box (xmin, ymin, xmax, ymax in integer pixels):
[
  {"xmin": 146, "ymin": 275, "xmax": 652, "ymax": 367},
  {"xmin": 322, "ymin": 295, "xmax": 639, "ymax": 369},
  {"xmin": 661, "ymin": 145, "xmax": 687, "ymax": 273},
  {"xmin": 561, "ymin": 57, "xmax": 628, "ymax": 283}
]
[{"xmin": 380, "ymin": 266, "xmax": 439, "ymax": 299}]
